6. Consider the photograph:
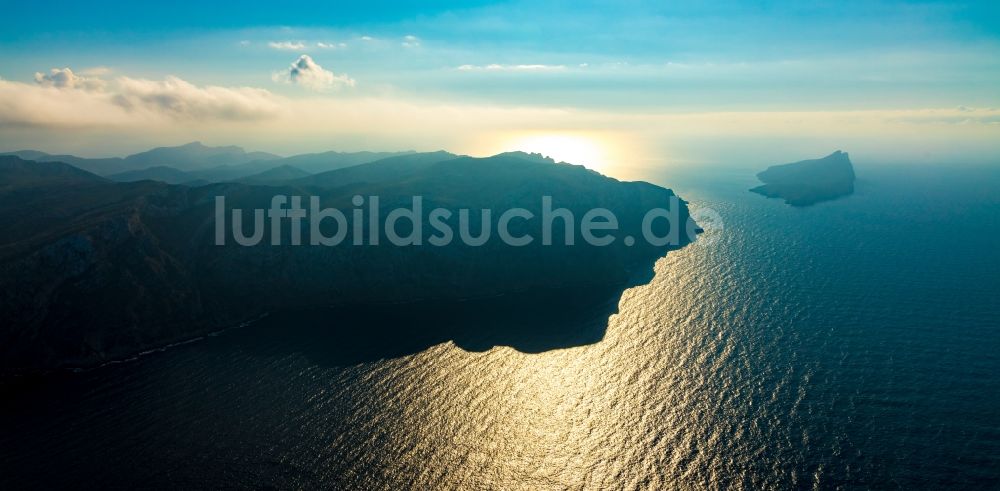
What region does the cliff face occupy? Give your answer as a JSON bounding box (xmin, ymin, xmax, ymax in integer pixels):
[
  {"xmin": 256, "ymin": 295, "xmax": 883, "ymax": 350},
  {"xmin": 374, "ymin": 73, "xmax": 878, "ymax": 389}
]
[
  {"xmin": 750, "ymin": 151, "xmax": 856, "ymax": 206},
  {"xmin": 0, "ymin": 153, "xmax": 695, "ymax": 372}
]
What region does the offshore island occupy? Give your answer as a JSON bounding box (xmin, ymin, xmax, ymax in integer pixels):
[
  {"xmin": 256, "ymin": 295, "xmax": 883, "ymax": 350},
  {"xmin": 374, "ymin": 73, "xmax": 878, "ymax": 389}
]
[{"xmin": 750, "ymin": 151, "xmax": 856, "ymax": 206}]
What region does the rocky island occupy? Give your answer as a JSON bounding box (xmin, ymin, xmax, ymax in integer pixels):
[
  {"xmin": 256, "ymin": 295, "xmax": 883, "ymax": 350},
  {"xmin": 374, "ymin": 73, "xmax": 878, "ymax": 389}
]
[
  {"xmin": 0, "ymin": 149, "xmax": 696, "ymax": 373},
  {"xmin": 750, "ymin": 151, "xmax": 856, "ymax": 206}
]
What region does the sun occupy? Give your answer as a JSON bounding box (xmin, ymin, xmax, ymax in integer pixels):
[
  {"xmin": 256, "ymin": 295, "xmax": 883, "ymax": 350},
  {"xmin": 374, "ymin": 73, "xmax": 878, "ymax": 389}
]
[{"xmin": 504, "ymin": 133, "xmax": 612, "ymax": 173}]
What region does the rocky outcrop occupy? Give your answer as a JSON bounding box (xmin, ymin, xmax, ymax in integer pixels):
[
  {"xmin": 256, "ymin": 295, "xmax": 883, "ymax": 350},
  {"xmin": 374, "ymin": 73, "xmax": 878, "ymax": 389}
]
[{"xmin": 750, "ymin": 151, "xmax": 856, "ymax": 206}]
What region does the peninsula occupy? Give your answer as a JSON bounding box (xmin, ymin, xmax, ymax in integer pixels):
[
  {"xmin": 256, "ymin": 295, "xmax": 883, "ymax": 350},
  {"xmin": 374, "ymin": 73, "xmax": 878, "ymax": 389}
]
[{"xmin": 0, "ymin": 148, "xmax": 696, "ymax": 373}]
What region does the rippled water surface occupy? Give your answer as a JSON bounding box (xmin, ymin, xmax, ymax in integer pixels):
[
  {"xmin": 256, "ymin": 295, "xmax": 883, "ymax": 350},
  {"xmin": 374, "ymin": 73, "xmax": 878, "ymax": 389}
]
[{"xmin": 2, "ymin": 164, "xmax": 999, "ymax": 489}]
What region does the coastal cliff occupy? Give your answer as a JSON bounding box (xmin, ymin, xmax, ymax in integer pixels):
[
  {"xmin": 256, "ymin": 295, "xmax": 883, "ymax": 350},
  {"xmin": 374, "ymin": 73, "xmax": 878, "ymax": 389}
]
[{"xmin": 0, "ymin": 152, "xmax": 695, "ymax": 372}]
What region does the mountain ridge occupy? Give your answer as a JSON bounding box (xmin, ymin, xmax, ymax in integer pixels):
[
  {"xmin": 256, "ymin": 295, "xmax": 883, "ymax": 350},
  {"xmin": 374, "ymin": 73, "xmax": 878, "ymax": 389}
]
[{"xmin": 3, "ymin": 144, "xmax": 421, "ymax": 184}]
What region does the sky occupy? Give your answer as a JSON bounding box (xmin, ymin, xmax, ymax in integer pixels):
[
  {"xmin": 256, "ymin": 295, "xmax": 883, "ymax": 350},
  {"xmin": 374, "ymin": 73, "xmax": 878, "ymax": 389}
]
[{"xmin": 1, "ymin": 0, "xmax": 999, "ymax": 170}]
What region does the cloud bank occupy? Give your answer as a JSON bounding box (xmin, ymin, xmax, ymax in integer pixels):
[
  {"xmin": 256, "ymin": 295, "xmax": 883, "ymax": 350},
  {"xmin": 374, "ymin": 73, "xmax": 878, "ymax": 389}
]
[
  {"xmin": 34, "ymin": 68, "xmax": 107, "ymax": 91},
  {"xmin": 2, "ymin": 66, "xmax": 999, "ymax": 166},
  {"xmin": 113, "ymin": 76, "xmax": 281, "ymax": 121},
  {"xmin": 1, "ymin": 69, "xmax": 282, "ymax": 128}
]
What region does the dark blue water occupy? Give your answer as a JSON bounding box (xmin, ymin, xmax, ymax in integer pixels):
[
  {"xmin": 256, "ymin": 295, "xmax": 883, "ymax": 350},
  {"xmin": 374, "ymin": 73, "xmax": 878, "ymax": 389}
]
[{"xmin": 2, "ymin": 164, "xmax": 998, "ymax": 489}]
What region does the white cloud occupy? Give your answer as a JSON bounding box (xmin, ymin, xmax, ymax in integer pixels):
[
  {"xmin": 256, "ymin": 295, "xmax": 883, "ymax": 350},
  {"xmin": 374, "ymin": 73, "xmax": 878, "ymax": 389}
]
[
  {"xmin": 81, "ymin": 66, "xmax": 112, "ymax": 76},
  {"xmin": 456, "ymin": 64, "xmax": 567, "ymax": 72},
  {"xmin": 273, "ymin": 55, "xmax": 355, "ymax": 91},
  {"xmin": 34, "ymin": 67, "xmax": 107, "ymax": 91},
  {"xmin": 360, "ymin": 36, "xmax": 374, "ymax": 41},
  {"xmin": 1, "ymin": 70, "xmax": 283, "ymax": 128},
  {"xmin": 402, "ymin": 35, "xmax": 420, "ymax": 48},
  {"xmin": 113, "ymin": 76, "xmax": 282, "ymax": 121},
  {"xmin": 317, "ymin": 42, "xmax": 347, "ymax": 49},
  {"xmin": 3, "ymin": 76, "xmax": 999, "ymax": 166},
  {"xmin": 268, "ymin": 41, "xmax": 306, "ymax": 50}
]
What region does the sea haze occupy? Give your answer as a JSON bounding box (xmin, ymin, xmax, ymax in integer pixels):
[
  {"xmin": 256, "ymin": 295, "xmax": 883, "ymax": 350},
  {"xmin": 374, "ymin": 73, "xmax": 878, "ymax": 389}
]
[{"xmin": 1, "ymin": 164, "xmax": 998, "ymax": 489}]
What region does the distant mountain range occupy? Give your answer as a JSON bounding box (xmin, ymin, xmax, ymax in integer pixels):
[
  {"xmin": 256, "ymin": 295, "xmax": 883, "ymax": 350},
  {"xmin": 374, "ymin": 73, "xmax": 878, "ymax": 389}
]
[
  {"xmin": 1, "ymin": 142, "xmax": 415, "ymax": 186},
  {"xmin": 0, "ymin": 149, "xmax": 695, "ymax": 373}
]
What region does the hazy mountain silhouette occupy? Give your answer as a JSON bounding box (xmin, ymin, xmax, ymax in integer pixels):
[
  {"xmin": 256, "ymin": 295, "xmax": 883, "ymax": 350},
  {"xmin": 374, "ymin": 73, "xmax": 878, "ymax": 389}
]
[
  {"xmin": 189, "ymin": 151, "xmax": 413, "ymax": 183},
  {"xmin": 4, "ymin": 144, "xmax": 418, "ymax": 186},
  {"xmin": 108, "ymin": 165, "xmax": 199, "ymax": 184},
  {"xmin": 274, "ymin": 150, "xmax": 415, "ymax": 174},
  {"xmin": 2, "ymin": 142, "xmax": 281, "ymax": 176},
  {"xmin": 237, "ymin": 164, "xmax": 311, "ymax": 184},
  {"xmin": 750, "ymin": 151, "xmax": 856, "ymax": 206},
  {"xmin": 122, "ymin": 141, "xmax": 280, "ymax": 171},
  {"xmin": 292, "ymin": 150, "xmax": 460, "ymax": 188},
  {"xmin": 0, "ymin": 155, "xmax": 107, "ymax": 189},
  {"xmin": 0, "ymin": 150, "xmax": 131, "ymax": 176},
  {"xmin": 108, "ymin": 162, "xmax": 310, "ymax": 185}
]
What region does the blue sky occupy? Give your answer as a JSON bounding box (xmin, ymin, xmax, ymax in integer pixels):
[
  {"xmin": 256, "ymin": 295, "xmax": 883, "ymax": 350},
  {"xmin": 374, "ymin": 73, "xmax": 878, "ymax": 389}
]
[{"xmin": 1, "ymin": 0, "xmax": 999, "ymax": 167}]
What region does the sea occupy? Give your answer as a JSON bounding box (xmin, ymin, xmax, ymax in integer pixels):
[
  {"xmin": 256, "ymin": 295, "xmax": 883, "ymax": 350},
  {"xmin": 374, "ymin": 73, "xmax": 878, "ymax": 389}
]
[{"xmin": 2, "ymin": 163, "xmax": 998, "ymax": 489}]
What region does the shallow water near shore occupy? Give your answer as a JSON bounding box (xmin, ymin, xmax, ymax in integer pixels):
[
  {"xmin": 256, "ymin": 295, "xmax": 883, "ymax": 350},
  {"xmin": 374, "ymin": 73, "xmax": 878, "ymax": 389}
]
[{"xmin": 2, "ymin": 163, "xmax": 999, "ymax": 489}]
